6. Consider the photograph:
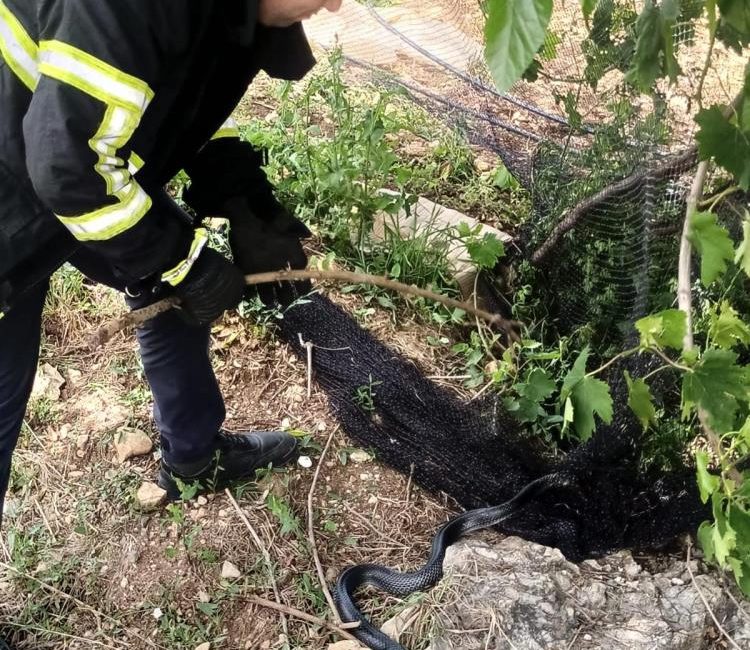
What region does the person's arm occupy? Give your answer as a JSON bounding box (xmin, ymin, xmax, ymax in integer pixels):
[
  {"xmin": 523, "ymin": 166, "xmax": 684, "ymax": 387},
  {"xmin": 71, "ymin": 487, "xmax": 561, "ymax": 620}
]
[{"xmin": 24, "ymin": 0, "xmax": 203, "ymax": 285}]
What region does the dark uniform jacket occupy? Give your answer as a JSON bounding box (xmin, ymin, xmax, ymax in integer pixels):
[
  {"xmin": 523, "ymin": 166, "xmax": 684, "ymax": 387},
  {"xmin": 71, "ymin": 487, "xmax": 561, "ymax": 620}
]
[{"xmin": 0, "ymin": 0, "xmax": 314, "ymax": 316}]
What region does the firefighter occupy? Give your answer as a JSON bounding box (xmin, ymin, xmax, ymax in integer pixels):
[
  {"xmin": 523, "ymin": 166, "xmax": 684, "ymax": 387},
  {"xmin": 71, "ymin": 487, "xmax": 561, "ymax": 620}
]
[{"xmin": 0, "ymin": 0, "xmax": 343, "ymax": 520}]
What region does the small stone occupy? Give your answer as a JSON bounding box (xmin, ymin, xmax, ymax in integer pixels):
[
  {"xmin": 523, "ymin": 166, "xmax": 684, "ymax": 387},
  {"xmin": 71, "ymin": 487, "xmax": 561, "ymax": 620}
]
[
  {"xmin": 221, "ymin": 561, "xmax": 242, "ymax": 580},
  {"xmin": 298, "ymin": 456, "xmax": 313, "ymax": 469},
  {"xmin": 76, "ymin": 434, "xmax": 89, "ymax": 449},
  {"xmin": 583, "ymin": 634, "xmax": 592, "ymax": 641},
  {"xmin": 317, "ymin": 422, "xmax": 327, "ymax": 431},
  {"xmin": 328, "ymin": 642, "xmax": 365, "ymax": 650},
  {"xmin": 31, "ymin": 363, "xmax": 65, "ymax": 402},
  {"xmin": 367, "ymin": 495, "xmax": 378, "ymax": 505},
  {"xmin": 137, "ymin": 482, "xmax": 167, "ymax": 511},
  {"xmin": 350, "ymin": 450, "xmax": 372, "ymax": 463},
  {"xmin": 66, "ymin": 368, "xmax": 83, "ymax": 388},
  {"xmin": 194, "ymin": 643, "xmax": 210, "ymax": 650},
  {"xmin": 359, "ymin": 473, "xmax": 372, "ymax": 481},
  {"xmin": 671, "ymin": 577, "xmax": 685, "ymax": 586},
  {"xmin": 120, "ymin": 577, "xmax": 128, "ymax": 588},
  {"xmin": 198, "ymin": 591, "xmax": 210, "ymax": 603},
  {"xmin": 152, "ymin": 607, "xmax": 163, "ymax": 620},
  {"xmin": 115, "ymin": 428, "xmax": 153, "ymax": 463},
  {"xmin": 281, "ymin": 417, "xmax": 291, "ymax": 429},
  {"xmin": 196, "ymin": 496, "xmax": 208, "ymax": 506}
]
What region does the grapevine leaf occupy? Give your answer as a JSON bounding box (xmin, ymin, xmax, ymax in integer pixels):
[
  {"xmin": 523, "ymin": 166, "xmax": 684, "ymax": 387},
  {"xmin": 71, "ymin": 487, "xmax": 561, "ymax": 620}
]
[
  {"xmin": 696, "ymin": 106, "xmax": 750, "ymax": 189},
  {"xmin": 698, "ymin": 520, "xmax": 716, "ymax": 561},
  {"xmin": 581, "ymin": 0, "xmax": 599, "ymax": 20},
  {"xmin": 635, "ymin": 309, "xmax": 687, "ymax": 350},
  {"xmin": 626, "ymin": 0, "xmax": 681, "ymax": 90},
  {"xmin": 561, "ymin": 348, "xmax": 613, "ymax": 441},
  {"xmin": 466, "ymin": 233, "xmax": 506, "ymax": 269},
  {"xmin": 711, "ymin": 492, "xmax": 737, "ymax": 565},
  {"xmin": 736, "ymin": 217, "xmax": 750, "ymax": 276},
  {"xmin": 682, "ymin": 349, "xmax": 750, "ymax": 432},
  {"xmin": 688, "ymin": 211, "xmax": 736, "ymax": 285},
  {"xmin": 696, "ymin": 450, "xmax": 720, "ymax": 503},
  {"xmin": 625, "ymin": 371, "xmax": 657, "ymax": 430},
  {"xmin": 519, "ymin": 367, "xmax": 556, "ymax": 401},
  {"xmin": 485, "ymin": 0, "xmax": 554, "ymax": 93},
  {"xmin": 710, "ymin": 301, "xmax": 750, "ymax": 349}
]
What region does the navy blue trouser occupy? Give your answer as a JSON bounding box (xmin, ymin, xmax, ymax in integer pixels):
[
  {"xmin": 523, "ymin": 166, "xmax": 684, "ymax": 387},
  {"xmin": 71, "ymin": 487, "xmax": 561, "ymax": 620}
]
[{"xmin": 0, "ymin": 251, "xmax": 226, "ymax": 518}]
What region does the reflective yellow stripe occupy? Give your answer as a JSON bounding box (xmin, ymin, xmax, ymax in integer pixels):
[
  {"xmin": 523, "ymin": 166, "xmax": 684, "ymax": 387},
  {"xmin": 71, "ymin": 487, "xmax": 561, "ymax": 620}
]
[
  {"xmin": 128, "ymin": 152, "xmax": 145, "ymax": 174},
  {"xmin": 38, "ymin": 41, "xmax": 155, "ymax": 242},
  {"xmin": 0, "ymin": 0, "xmax": 39, "ymax": 91},
  {"xmin": 39, "ymin": 40, "xmax": 153, "ymax": 112},
  {"xmin": 57, "ymin": 183, "xmax": 152, "ymax": 241},
  {"xmin": 211, "ymin": 117, "xmax": 240, "ymax": 140},
  {"xmin": 161, "ymin": 228, "xmax": 209, "ymax": 286}
]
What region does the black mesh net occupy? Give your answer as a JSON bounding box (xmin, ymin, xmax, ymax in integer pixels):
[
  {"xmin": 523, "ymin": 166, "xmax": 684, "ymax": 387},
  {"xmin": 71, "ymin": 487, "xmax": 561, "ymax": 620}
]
[
  {"xmin": 268, "ymin": 0, "xmax": 747, "ymax": 559},
  {"xmin": 279, "ymin": 293, "xmax": 707, "ymax": 560}
]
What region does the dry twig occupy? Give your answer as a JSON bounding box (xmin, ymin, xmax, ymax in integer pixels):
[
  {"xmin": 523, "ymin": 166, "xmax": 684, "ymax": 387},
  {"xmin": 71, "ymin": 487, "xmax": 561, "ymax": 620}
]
[
  {"xmin": 90, "ymin": 270, "xmax": 521, "ymax": 348},
  {"xmin": 307, "ymin": 427, "xmax": 341, "ymax": 622},
  {"xmin": 224, "ymin": 488, "xmax": 289, "ymax": 639},
  {"xmin": 247, "ymin": 596, "xmax": 362, "ymax": 642},
  {"xmin": 686, "ymin": 540, "xmax": 742, "ymax": 650}
]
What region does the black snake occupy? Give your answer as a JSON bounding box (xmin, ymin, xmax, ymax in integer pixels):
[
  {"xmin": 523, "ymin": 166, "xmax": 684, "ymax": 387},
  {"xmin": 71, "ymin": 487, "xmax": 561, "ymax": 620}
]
[{"xmin": 333, "ymin": 473, "xmax": 573, "ymax": 650}]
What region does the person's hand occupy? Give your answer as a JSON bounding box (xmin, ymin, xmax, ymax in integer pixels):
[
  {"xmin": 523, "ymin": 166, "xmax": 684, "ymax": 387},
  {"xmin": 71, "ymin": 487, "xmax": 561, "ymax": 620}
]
[
  {"xmin": 174, "ymin": 248, "xmax": 246, "ymax": 325},
  {"xmin": 224, "ymin": 197, "xmax": 312, "ymax": 306}
]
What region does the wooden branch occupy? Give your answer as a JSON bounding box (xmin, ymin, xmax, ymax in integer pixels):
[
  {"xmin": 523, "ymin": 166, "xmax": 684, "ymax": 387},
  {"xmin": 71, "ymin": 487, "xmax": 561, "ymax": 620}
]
[
  {"xmin": 246, "ymin": 595, "xmax": 362, "ymax": 643},
  {"xmin": 531, "ymin": 147, "xmax": 699, "ymax": 265},
  {"xmin": 90, "ymin": 269, "xmax": 522, "ymax": 349}
]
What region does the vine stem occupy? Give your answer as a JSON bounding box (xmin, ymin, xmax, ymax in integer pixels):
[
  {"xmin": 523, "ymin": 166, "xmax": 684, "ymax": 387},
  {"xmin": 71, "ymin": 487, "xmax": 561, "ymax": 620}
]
[
  {"xmin": 677, "ymin": 94, "xmax": 744, "ymax": 486},
  {"xmin": 89, "ymin": 269, "xmax": 522, "ymax": 349}
]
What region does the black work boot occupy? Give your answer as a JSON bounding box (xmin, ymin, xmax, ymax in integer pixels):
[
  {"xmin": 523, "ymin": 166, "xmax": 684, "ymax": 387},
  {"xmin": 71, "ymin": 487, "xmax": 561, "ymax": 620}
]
[{"xmin": 157, "ymin": 430, "xmax": 298, "ymax": 500}]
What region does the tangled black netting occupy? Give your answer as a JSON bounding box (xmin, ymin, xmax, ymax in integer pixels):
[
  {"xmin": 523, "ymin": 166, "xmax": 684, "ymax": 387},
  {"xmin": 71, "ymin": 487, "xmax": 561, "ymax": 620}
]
[{"xmin": 279, "ymin": 294, "xmax": 708, "ymax": 561}]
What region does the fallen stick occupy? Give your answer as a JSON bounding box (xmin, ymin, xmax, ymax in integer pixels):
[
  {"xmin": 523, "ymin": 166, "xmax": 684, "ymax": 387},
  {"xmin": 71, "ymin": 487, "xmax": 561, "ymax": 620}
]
[{"xmin": 90, "ymin": 269, "xmax": 522, "ymax": 349}]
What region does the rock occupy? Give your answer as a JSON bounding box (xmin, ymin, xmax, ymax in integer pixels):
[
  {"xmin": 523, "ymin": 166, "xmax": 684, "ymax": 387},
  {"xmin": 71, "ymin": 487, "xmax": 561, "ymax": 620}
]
[
  {"xmin": 221, "ymin": 561, "xmax": 242, "ymax": 580},
  {"xmin": 114, "ymin": 428, "xmax": 153, "ymax": 463},
  {"xmin": 75, "ymin": 389, "xmax": 129, "ymax": 435},
  {"xmin": 327, "ymin": 642, "xmax": 366, "ymax": 650},
  {"xmin": 194, "ymin": 644, "xmax": 210, "ymax": 650},
  {"xmin": 298, "ymin": 456, "xmax": 313, "ymax": 469},
  {"xmin": 31, "ymin": 363, "xmax": 65, "ymax": 402},
  {"xmin": 136, "ymin": 482, "xmax": 166, "ymax": 511},
  {"xmin": 425, "ymin": 534, "xmax": 750, "ymax": 650}
]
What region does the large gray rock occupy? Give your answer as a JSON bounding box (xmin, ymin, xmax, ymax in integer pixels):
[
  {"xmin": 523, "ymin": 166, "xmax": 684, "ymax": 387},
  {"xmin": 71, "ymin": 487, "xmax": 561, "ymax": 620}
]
[{"xmin": 424, "ymin": 534, "xmax": 750, "ymax": 650}]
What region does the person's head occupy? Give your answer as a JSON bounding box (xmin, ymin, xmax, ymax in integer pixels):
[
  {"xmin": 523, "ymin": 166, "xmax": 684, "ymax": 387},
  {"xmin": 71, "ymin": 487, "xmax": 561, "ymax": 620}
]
[{"xmin": 258, "ymin": 0, "xmax": 343, "ymax": 27}]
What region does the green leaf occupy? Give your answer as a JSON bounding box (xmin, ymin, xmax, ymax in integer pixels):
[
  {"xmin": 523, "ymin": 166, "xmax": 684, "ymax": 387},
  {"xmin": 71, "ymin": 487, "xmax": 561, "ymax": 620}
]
[
  {"xmin": 711, "ymin": 491, "xmax": 737, "ymax": 564},
  {"xmin": 561, "ymin": 348, "xmax": 613, "ymax": 440},
  {"xmin": 485, "ymin": 0, "xmax": 554, "ymax": 93},
  {"xmin": 696, "ymin": 106, "xmax": 750, "ymax": 189},
  {"xmin": 696, "ymin": 450, "xmax": 720, "ymax": 502},
  {"xmin": 625, "ymin": 0, "xmax": 681, "ymax": 90},
  {"xmin": 688, "ymin": 211, "xmax": 735, "ymax": 285},
  {"xmin": 515, "ymin": 368, "xmax": 556, "ymax": 423},
  {"xmin": 710, "ymin": 301, "xmax": 750, "ymax": 349},
  {"xmin": 735, "ymin": 216, "xmax": 750, "ymax": 276},
  {"xmin": 581, "ymin": 0, "xmax": 598, "ymax": 20},
  {"xmin": 625, "ymin": 371, "xmax": 657, "ymax": 430},
  {"xmin": 682, "ymin": 349, "xmax": 750, "ymax": 432},
  {"xmin": 635, "ymin": 309, "xmax": 687, "ymax": 349},
  {"xmin": 466, "ymin": 233, "xmax": 506, "ymax": 269},
  {"xmin": 197, "ymin": 601, "xmax": 219, "ymax": 616},
  {"xmin": 698, "ymin": 520, "xmax": 716, "ymax": 561}
]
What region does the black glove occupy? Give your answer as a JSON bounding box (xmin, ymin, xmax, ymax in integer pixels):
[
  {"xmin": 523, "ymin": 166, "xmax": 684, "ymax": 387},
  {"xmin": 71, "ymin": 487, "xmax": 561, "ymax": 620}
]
[
  {"xmin": 174, "ymin": 248, "xmax": 246, "ymax": 325},
  {"xmin": 224, "ymin": 196, "xmax": 312, "ymax": 306}
]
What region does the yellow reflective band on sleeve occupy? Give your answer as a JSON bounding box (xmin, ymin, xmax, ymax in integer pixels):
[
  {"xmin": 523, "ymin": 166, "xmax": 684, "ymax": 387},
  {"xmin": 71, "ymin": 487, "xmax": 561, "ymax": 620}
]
[
  {"xmin": 0, "ymin": 0, "xmax": 39, "ymax": 91},
  {"xmin": 211, "ymin": 117, "xmax": 240, "ymax": 140},
  {"xmin": 38, "ymin": 40, "xmax": 153, "ymax": 113},
  {"xmin": 161, "ymin": 228, "xmax": 209, "ymax": 287},
  {"xmin": 57, "ymin": 183, "xmax": 152, "ymax": 241},
  {"xmin": 128, "ymin": 151, "xmax": 145, "ymax": 175},
  {"xmin": 38, "ymin": 41, "xmax": 156, "ymax": 242},
  {"xmin": 0, "ymin": 311, "xmax": 5, "ymax": 320}
]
